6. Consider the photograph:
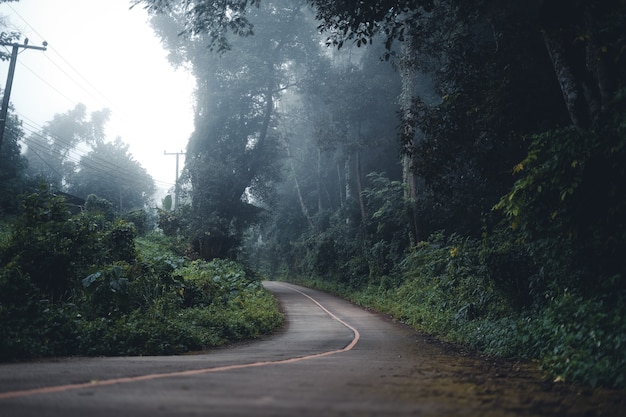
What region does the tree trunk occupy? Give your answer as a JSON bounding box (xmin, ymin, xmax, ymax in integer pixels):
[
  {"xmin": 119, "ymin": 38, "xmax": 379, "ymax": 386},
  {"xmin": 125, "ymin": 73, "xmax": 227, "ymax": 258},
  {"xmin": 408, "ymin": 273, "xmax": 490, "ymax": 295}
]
[
  {"xmin": 403, "ymin": 154, "xmax": 421, "ymax": 244},
  {"xmin": 399, "ymin": 36, "xmax": 421, "ymax": 244},
  {"xmin": 285, "ymin": 139, "xmax": 314, "ymax": 229},
  {"xmin": 245, "ymin": 81, "xmax": 274, "ymax": 185},
  {"xmin": 355, "ymin": 149, "xmax": 366, "ymax": 223},
  {"xmin": 317, "ymin": 147, "xmax": 324, "ymax": 213},
  {"xmin": 542, "ymin": 29, "xmax": 591, "ymax": 129},
  {"xmin": 337, "ymin": 162, "xmax": 344, "ymax": 208},
  {"xmin": 344, "ymin": 153, "xmax": 352, "ymax": 204}
]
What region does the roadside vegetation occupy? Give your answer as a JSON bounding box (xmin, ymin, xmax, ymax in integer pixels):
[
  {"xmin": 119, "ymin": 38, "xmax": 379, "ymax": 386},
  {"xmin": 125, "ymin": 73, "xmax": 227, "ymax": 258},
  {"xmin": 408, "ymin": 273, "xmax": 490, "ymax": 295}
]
[
  {"xmin": 289, "ymin": 229, "xmax": 626, "ymax": 390},
  {"xmin": 0, "ymin": 188, "xmax": 282, "ymax": 360},
  {"xmin": 2, "ymin": 0, "xmax": 624, "ymax": 394}
]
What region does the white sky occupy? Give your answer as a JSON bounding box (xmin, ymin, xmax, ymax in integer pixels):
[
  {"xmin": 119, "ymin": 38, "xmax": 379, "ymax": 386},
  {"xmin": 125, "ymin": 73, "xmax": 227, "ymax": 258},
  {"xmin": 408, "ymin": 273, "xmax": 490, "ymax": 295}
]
[{"xmin": 0, "ymin": 0, "xmax": 195, "ymax": 194}]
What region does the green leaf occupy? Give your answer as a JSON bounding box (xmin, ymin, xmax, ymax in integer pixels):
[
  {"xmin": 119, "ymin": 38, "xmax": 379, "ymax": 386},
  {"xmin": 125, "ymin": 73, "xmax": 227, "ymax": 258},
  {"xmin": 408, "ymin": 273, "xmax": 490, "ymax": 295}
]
[{"xmin": 82, "ymin": 271, "xmax": 102, "ymax": 288}]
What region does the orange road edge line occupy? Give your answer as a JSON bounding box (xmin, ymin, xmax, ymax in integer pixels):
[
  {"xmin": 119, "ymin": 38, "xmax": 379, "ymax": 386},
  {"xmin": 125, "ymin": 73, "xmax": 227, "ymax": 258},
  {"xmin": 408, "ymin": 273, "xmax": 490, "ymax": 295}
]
[{"xmin": 0, "ymin": 282, "xmax": 360, "ymax": 400}]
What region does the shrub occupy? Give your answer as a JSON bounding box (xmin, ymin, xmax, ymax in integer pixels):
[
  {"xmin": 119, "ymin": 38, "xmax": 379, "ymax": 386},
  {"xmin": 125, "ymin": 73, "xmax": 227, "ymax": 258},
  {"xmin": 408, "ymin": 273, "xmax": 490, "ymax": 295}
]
[
  {"xmin": 294, "ymin": 229, "xmax": 626, "ymax": 389},
  {"xmin": 1, "ymin": 195, "xmax": 283, "ymax": 360},
  {"xmin": 122, "ymin": 209, "xmax": 151, "ymax": 236}
]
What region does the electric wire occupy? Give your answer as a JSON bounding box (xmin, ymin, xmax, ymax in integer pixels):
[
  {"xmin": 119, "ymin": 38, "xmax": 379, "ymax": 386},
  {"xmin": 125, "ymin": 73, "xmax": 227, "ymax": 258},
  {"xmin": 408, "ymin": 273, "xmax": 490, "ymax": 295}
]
[
  {"xmin": 16, "ymin": 61, "xmax": 77, "ymax": 107},
  {"xmin": 6, "ymin": 119, "xmax": 175, "ymax": 190},
  {"xmin": 1, "ymin": 5, "xmax": 183, "ymax": 191},
  {"xmin": 2, "ymin": 4, "xmax": 145, "ymax": 151},
  {"xmin": 14, "ymin": 111, "xmax": 177, "ymax": 188},
  {"xmin": 5, "ymin": 3, "xmax": 129, "ymax": 118}
]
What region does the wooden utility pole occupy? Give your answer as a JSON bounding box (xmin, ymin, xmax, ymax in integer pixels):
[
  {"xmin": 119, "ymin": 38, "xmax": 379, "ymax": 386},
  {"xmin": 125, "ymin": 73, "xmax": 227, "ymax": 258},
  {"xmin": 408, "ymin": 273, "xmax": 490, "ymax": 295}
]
[
  {"xmin": 164, "ymin": 150, "xmax": 185, "ymax": 209},
  {"xmin": 0, "ymin": 39, "xmax": 47, "ymax": 156}
]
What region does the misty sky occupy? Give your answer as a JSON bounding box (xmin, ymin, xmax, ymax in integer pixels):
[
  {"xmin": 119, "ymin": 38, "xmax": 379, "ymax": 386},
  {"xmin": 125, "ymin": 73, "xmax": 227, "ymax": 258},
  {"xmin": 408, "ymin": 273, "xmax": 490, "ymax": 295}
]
[{"xmin": 0, "ymin": 0, "xmax": 195, "ymax": 191}]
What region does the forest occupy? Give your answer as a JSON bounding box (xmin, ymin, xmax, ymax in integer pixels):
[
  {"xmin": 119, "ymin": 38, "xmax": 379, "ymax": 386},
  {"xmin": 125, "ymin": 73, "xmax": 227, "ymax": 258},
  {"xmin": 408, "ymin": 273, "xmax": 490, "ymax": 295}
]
[{"xmin": 1, "ymin": 0, "xmax": 625, "ymax": 390}]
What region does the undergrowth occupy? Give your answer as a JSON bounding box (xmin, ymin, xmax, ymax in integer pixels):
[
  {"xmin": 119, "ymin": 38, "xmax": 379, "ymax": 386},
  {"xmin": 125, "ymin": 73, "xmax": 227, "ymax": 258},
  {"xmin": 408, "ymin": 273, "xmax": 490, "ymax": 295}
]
[
  {"xmin": 0, "ymin": 192, "xmax": 283, "ymax": 360},
  {"xmin": 289, "ymin": 232, "xmax": 626, "ymax": 389}
]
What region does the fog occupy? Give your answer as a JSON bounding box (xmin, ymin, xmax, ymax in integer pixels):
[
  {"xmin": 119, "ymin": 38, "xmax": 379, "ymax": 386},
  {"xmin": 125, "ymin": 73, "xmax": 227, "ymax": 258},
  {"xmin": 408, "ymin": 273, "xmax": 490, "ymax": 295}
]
[{"xmin": 0, "ymin": 0, "xmax": 194, "ymax": 191}]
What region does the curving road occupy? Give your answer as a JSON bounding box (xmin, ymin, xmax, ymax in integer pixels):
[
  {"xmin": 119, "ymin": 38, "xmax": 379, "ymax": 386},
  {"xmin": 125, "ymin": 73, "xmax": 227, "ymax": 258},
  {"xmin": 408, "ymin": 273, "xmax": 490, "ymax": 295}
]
[{"xmin": 0, "ymin": 282, "xmax": 623, "ymax": 416}]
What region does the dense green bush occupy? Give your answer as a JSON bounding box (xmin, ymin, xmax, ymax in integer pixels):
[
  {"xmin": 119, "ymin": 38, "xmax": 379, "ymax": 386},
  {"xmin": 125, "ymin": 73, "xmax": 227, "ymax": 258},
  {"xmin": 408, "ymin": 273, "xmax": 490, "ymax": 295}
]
[
  {"xmin": 75, "ymin": 257, "xmax": 282, "ymax": 356},
  {"xmin": 122, "ymin": 209, "xmax": 152, "ymax": 236},
  {"xmin": 291, "ymin": 230, "xmax": 626, "ymax": 389},
  {"xmin": 380, "ymin": 233, "xmax": 512, "ymax": 334},
  {"xmin": 0, "ymin": 191, "xmax": 283, "ymax": 360},
  {"xmin": 283, "ymin": 173, "xmax": 414, "ymax": 291},
  {"xmin": 495, "ymin": 125, "xmax": 626, "ymax": 298},
  {"xmin": 0, "ymin": 262, "xmax": 48, "ymax": 360},
  {"xmin": 1, "ymin": 188, "xmax": 139, "ymax": 300}
]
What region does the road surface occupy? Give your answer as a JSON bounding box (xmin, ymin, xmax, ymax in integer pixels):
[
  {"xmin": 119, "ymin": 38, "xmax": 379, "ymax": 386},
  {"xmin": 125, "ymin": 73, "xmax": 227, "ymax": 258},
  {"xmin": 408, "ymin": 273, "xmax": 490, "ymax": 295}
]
[{"xmin": 0, "ymin": 281, "xmax": 624, "ymax": 416}]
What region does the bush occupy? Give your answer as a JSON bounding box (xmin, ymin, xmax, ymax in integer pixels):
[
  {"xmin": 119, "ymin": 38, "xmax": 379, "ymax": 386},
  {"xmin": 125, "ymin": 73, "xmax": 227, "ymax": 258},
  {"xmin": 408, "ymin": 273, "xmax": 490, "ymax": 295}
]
[
  {"xmin": 0, "ymin": 263, "xmax": 46, "ymax": 360},
  {"xmin": 0, "ymin": 193, "xmax": 283, "ymax": 360},
  {"xmin": 122, "ymin": 209, "xmax": 151, "ymax": 236},
  {"xmin": 74, "ymin": 257, "xmax": 282, "ymax": 356},
  {"xmin": 292, "ymin": 230, "xmax": 626, "ymax": 389}
]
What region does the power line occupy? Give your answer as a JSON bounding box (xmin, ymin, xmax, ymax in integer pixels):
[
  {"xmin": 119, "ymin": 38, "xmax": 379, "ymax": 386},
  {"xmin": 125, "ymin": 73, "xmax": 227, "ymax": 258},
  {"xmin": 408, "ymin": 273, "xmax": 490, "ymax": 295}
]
[
  {"xmin": 6, "ymin": 112, "xmax": 176, "ymax": 193},
  {"xmin": 4, "ymin": 4, "xmax": 134, "ymax": 139},
  {"xmin": 14, "ymin": 112, "xmax": 175, "ymax": 189},
  {"xmin": 17, "ymin": 60, "xmax": 76, "ymax": 106},
  {"xmin": 7, "ymin": 120, "xmax": 159, "ymax": 189},
  {"xmin": 2, "ymin": 4, "xmax": 190, "ymax": 190},
  {"xmin": 5, "ymin": 3, "xmax": 128, "ymax": 117}
]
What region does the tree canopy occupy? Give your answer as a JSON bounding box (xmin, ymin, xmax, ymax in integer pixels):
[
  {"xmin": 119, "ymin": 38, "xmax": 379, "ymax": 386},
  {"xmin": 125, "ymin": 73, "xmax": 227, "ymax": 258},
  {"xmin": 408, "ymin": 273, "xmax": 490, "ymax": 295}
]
[{"xmin": 22, "ymin": 104, "xmax": 155, "ymax": 211}]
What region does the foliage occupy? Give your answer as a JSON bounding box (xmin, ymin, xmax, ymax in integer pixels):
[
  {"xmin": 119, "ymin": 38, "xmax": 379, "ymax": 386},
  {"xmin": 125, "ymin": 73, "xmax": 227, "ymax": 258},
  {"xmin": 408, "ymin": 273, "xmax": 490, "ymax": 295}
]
[
  {"xmin": 84, "ymin": 193, "xmax": 115, "ymax": 221},
  {"xmin": 389, "ymin": 233, "xmax": 510, "ymax": 333},
  {"xmin": 81, "ymin": 263, "xmax": 134, "ymax": 318},
  {"xmin": 479, "ymin": 226, "xmax": 535, "ymax": 310},
  {"xmin": 133, "ymin": 0, "xmax": 432, "ymax": 53},
  {"xmin": 0, "ymin": 221, "xmax": 11, "ymax": 249},
  {"xmin": 23, "ymin": 104, "xmax": 105, "ymax": 189},
  {"xmin": 122, "ymin": 208, "xmax": 152, "ymax": 236},
  {"xmin": 456, "ymin": 291, "xmax": 626, "ymax": 389},
  {"xmin": 76, "ymin": 255, "xmax": 282, "ymax": 356},
  {"xmin": 0, "ymin": 26, "xmax": 21, "ymax": 62},
  {"xmin": 0, "ymin": 192, "xmax": 282, "ymax": 360},
  {"xmin": 68, "ymin": 137, "xmax": 156, "ymax": 212},
  {"xmin": 495, "ymin": 121, "xmax": 626, "ymax": 297},
  {"xmin": 128, "ymin": 0, "xmax": 626, "ymax": 391},
  {"xmin": 0, "ymin": 262, "xmax": 48, "ymax": 360},
  {"xmin": 20, "ymin": 104, "xmax": 155, "ymax": 213},
  {"xmin": 132, "ymin": 0, "xmax": 260, "ymax": 53},
  {"xmin": 0, "ymin": 107, "xmax": 28, "ymax": 215},
  {"xmin": 291, "ymin": 230, "xmax": 626, "ymax": 389},
  {"xmin": 136, "ymin": 230, "xmax": 186, "ymax": 258},
  {"xmin": 146, "ymin": 1, "xmax": 321, "ymax": 260},
  {"xmin": 162, "ymin": 194, "xmax": 172, "ymax": 211},
  {"xmin": 3, "ymin": 185, "xmax": 95, "ymax": 298}
]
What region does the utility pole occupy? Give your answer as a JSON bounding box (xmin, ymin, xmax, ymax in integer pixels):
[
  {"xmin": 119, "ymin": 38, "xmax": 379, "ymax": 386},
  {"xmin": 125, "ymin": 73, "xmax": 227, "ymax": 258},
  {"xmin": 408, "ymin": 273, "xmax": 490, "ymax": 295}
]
[
  {"xmin": 0, "ymin": 39, "xmax": 47, "ymax": 156},
  {"xmin": 164, "ymin": 150, "xmax": 185, "ymax": 209}
]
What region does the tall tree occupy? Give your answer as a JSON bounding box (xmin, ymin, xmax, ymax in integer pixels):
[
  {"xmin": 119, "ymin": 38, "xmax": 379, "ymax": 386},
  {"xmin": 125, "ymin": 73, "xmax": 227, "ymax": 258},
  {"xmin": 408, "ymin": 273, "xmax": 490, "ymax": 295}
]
[
  {"xmin": 67, "ymin": 137, "xmax": 156, "ymax": 212},
  {"xmin": 23, "ymin": 104, "xmax": 110, "ymax": 189},
  {"xmin": 148, "ymin": 1, "xmax": 320, "ymax": 259}
]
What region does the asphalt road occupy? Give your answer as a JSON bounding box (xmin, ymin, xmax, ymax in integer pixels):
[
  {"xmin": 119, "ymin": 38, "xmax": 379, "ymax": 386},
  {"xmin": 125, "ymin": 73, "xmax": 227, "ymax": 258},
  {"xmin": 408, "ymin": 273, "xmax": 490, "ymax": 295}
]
[{"xmin": 0, "ymin": 281, "xmax": 624, "ymax": 417}]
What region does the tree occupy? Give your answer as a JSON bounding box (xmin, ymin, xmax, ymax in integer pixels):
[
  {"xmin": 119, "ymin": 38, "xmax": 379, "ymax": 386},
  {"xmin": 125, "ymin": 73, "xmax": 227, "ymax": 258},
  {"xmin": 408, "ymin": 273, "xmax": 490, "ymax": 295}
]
[
  {"xmin": 138, "ymin": 0, "xmax": 626, "ymax": 296},
  {"xmin": 1, "ymin": 1, "xmax": 21, "ymax": 56},
  {"xmin": 148, "ymin": 1, "xmax": 320, "ymax": 259},
  {"xmin": 67, "ymin": 137, "xmax": 156, "ymax": 212},
  {"xmin": 21, "ymin": 104, "xmax": 154, "ymax": 213},
  {"xmin": 132, "ymin": 0, "xmax": 433, "ymax": 53},
  {"xmin": 23, "ymin": 104, "xmax": 110, "ymax": 189},
  {"xmin": 0, "ymin": 104, "xmax": 27, "ymax": 214},
  {"xmin": 539, "ymin": 0, "xmax": 625, "ymax": 129}
]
